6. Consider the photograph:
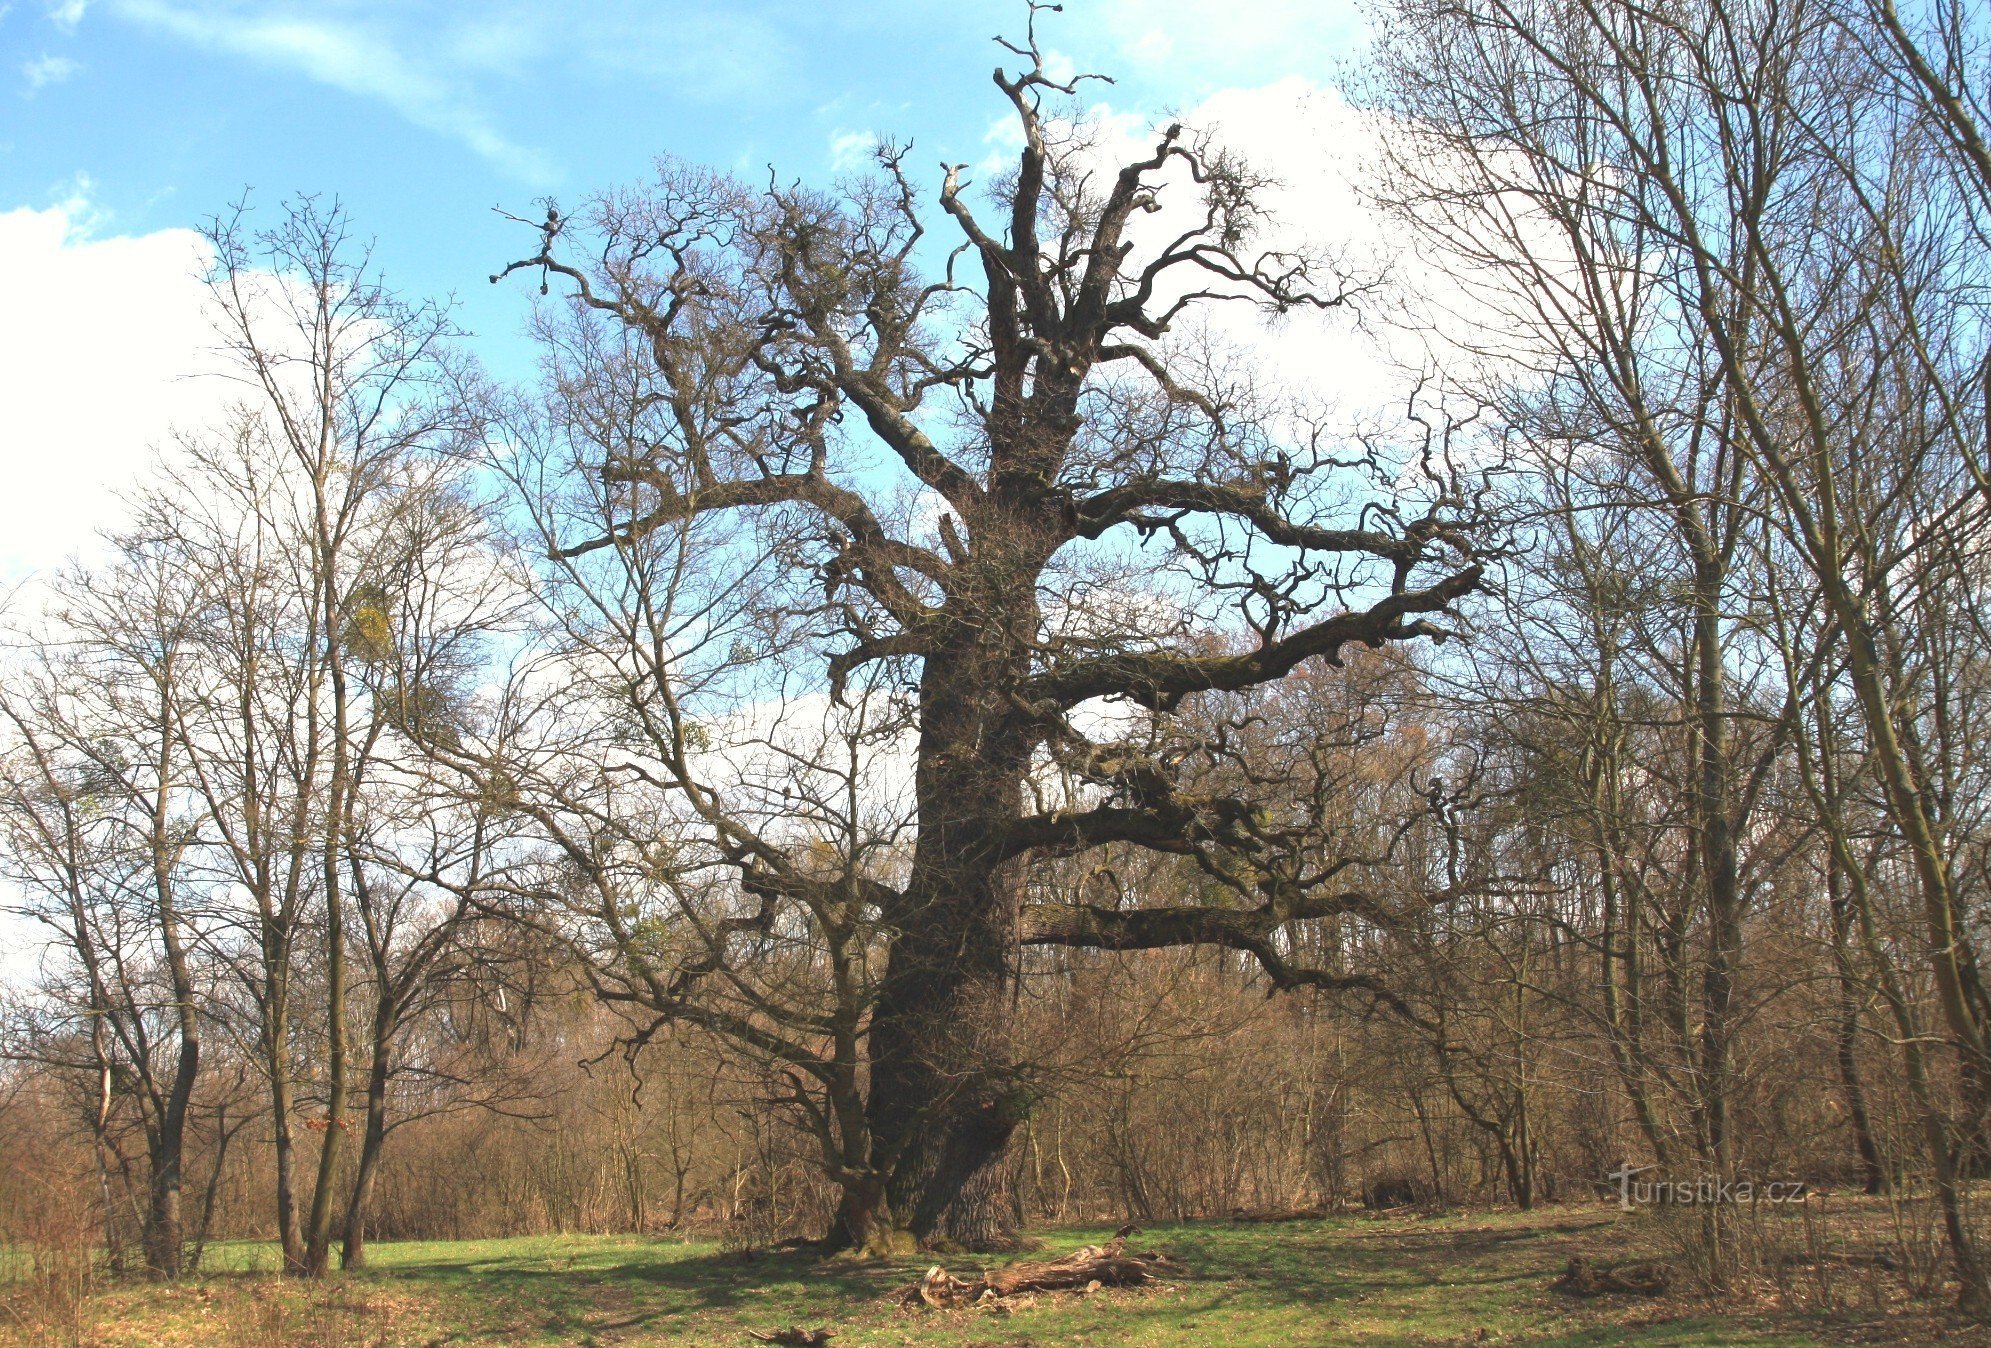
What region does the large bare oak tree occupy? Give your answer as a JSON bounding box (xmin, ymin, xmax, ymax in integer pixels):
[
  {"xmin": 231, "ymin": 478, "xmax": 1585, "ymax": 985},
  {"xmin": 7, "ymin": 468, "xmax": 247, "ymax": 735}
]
[{"xmin": 480, "ymin": 21, "xmax": 1484, "ymax": 1252}]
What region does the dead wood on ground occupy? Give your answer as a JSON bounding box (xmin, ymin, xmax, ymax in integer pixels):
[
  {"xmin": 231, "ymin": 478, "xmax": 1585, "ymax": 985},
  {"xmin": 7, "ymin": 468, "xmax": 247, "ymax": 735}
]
[
  {"xmin": 897, "ymin": 1236, "xmax": 1179, "ymax": 1309},
  {"xmin": 1229, "ymin": 1206, "xmax": 1331, "ymax": 1223},
  {"xmin": 1552, "ymin": 1256, "xmax": 1675, "ymax": 1296}
]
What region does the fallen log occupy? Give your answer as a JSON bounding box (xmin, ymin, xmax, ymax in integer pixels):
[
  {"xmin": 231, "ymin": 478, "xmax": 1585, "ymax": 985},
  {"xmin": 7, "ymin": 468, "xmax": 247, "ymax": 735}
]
[
  {"xmin": 1229, "ymin": 1206, "xmax": 1330, "ymax": 1224},
  {"xmin": 897, "ymin": 1237, "xmax": 1179, "ymax": 1309},
  {"xmin": 745, "ymin": 1328, "xmax": 833, "ymax": 1346},
  {"xmin": 1552, "ymin": 1256, "xmax": 1674, "ymax": 1296}
]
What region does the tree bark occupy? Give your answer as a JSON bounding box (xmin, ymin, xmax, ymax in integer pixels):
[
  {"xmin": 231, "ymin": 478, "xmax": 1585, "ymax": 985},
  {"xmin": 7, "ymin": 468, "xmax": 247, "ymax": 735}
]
[
  {"xmin": 1826, "ymin": 852, "xmax": 1887, "ymax": 1194},
  {"xmin": 146, "ymin": 750, "xmax": 200, "ymax": 1280},
  {"xmin": 868, "ymin": 631, "xmax": 1033, "ymax": 1250},
  {"xmin": 341, "ymin": 994, "xmax": 395, "ymax": 1270}
]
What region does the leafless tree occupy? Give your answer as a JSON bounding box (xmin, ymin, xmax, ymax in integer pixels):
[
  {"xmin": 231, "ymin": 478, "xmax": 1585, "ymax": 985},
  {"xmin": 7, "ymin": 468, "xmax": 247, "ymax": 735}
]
[
  {"xmin": 0, "ymin": 547, "xmax": 210, "ymax": 1276},
  {"xmin": 1366, "ymin": 0, "xmax": 1991, "ymax": 1307},
  {"xmin": 156, "ymin": 196, "xmax": 471, "ymax": 1275},
  {"xmin": 468, "ymin": 12, "xmax": 1486, "ymax": 1252}
]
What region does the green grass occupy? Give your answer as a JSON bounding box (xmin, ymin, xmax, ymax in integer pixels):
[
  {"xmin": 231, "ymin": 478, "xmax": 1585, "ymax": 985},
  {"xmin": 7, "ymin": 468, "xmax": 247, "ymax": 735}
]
[{"xmin": 17, "ymin": 1207, "xmax": 1986, "ymax": 1346}]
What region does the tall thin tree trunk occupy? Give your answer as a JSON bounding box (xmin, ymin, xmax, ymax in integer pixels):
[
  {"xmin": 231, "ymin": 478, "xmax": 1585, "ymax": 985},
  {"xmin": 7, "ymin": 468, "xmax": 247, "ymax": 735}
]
[
  {"xmin": 1826, "ymin": 854, "xmax": 1887, "ymax": 1194},
  {"xmin": 304, "ymin": 462, "xmax": 355, "ymax": 1278},
  {"xmin": 148, "ymin": 757, "xmax": 200, "ymax": 1277},
  {"xmin": 265, "ymin": 980, "xmax": 306, "ymax": 1275},
  {"xmin": 341, "ymin": 997, "xmax": 395, "ymax": 1270},
  {"xmin": 1796, "ymin": 653, "xmax": 1991, "ymax": 1314}
]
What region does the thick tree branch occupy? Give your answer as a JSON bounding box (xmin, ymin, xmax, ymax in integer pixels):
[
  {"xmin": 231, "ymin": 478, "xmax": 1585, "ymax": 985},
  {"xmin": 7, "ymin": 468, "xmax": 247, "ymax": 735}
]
[
  {"xmin": 556, "ymin": 463, "xmax": 948, "ymax": 629},
  {"xmin": 1027, "ymin": 564, "xmax": 1485, "ymax": 709},
  {"xmin": 1074, "ymin": 478, "xmax": 1439, "ymax": 560},
  {"xmin": 1020, "ymin": 887, "xmax": 1440, "ymax": 1024}
]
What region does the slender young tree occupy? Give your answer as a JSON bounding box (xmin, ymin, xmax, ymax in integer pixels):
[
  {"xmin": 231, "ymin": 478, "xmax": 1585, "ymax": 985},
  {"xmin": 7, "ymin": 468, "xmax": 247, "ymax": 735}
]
[
  {"xmin": 163, "ymin": 197, "xmax": 463, "ymax": 1275},
  {"xmin": 0, "ymin": 546, "xmax": 209, "ymax": 1277},
  {"xmin": 335, "ymin": 477, "xmax": 527, "ymax": 1268},
  {"xmin": 1365, "ymin": 0, "xmax": 1991, "ymax": 1308}
]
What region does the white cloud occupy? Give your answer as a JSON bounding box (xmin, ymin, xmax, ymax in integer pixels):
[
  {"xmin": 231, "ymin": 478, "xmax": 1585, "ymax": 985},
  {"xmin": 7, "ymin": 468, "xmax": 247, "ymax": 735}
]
[
  {"xmin": 45, "ymin": 169, "xmax": 108, "ymax": 232},
  {"xmin": 828, "ymin": 128, "xmax": 878, "ymax": 173},
  {"xmin": 0, "ymin": 192, "xmax": 227, "ymax": 583},
  {"xmin": 1127, "ymin": 30, "xmax": 1173, "ymax": 66},
  {"xmin": 1041, "ymin": 80, "xmax": 1411, "ymax": 428},
  {"xmin": 1081, "ymin": 0, "xmax": 1366, "ymax": 89},
  {"xmin": 1039, "ymin": 47, "xmax": 1078, "ymax": 88},
  {"xmin": 97, "ymin": 1, "xmax": 803, "ymax": 185},
  {"xmin": 45, "ymin": 0, "xmax": 84, "ymax": 31},
  {"xmin": 572, "ymin": 6, "xmax": 794, "ymax": 105},
  {"xmin": 111, "ymin": 0, "xmax": 557, "ymax": 183},
  {"xmin": 20, "ymin": 52, "xmax": 77, "ymax": 91}
]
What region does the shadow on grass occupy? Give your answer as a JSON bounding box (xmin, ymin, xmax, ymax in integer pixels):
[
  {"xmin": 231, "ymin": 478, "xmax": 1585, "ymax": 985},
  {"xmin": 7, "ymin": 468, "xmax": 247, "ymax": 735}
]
[
  {"xmin": 365, "ymin": 1240, "xmax": 916, "ymax": 1341},
  {"xmin": 170, "ymin": 1212, "xmax": 1953, "ymax": 1346}
]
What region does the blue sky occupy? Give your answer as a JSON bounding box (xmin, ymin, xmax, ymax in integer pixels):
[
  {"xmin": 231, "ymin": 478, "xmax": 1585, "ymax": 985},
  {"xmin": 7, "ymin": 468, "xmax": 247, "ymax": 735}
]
[
  {"xmin": 0, "ymin": 1, "xmax": 1384, "ymax": 984},
  {"xmin": 2, "ymin": 0, "xmax": 1364, "ymax": 363},
  {"xmin": 0, "ymin": 0, "xmax": 1394, "ymax": 594}
]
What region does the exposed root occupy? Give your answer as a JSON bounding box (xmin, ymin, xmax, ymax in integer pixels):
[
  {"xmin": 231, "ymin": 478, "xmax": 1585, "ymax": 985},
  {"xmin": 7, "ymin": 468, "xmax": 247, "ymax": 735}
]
[
  {"xmin": 896, "ymin": 1236, "xmax": 1179, "ymax": 1309},
  {"xmin": 745, "ymin": 1327, "xmax": 834, "ymax": 1345}
]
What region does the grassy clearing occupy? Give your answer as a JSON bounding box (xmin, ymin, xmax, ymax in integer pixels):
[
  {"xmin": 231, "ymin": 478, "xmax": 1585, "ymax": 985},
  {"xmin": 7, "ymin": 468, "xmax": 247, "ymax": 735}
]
[{"xmin": 8, "ymin": 1205, "xmax": 1987, "ymax": 1346}]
